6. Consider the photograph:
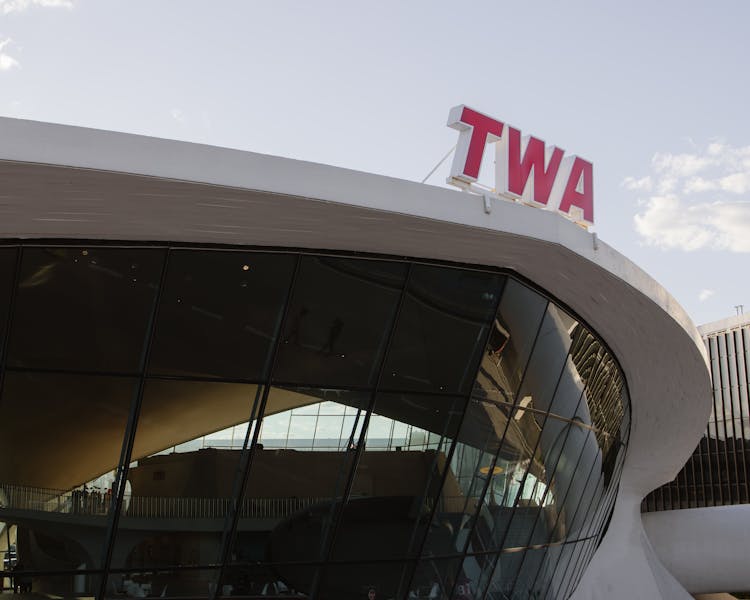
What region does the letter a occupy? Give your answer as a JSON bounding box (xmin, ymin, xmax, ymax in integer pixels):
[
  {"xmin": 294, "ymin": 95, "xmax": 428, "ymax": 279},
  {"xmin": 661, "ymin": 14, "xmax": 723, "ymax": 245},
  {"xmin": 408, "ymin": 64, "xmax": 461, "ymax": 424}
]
[{"xmin": 558, "ymin": 157, "xmax": 594, "ymax": 224}]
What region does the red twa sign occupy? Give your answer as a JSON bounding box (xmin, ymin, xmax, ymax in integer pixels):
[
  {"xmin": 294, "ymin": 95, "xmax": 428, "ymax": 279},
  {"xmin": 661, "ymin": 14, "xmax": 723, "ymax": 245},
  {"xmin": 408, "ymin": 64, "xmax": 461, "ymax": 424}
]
[{"xmin": 447, "ymin": 105, "xmax": 594, "ymax": 226}]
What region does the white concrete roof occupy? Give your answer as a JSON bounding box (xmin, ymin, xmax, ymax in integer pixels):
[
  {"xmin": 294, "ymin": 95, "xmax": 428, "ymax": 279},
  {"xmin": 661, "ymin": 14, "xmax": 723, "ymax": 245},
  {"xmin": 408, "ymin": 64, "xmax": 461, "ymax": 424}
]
[
  {"xmin": 699, "ymin": 312, "xmax": 750, "ymax": 336},
  {"xmin": 0, "ymin": 116, "xmax": 710, "ymax": 500}
]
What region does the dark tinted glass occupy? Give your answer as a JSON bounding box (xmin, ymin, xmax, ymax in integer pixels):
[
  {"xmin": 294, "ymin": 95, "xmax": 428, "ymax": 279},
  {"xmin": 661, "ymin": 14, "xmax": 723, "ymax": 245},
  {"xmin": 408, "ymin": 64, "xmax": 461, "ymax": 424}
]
[
  {"xmin": 0, "ymin": 247, "xmax": 17, "ymax": 351},
  {"xmin": 0, "ymin": 243, "xmax": 631, "ymax": 600},
  {"xmin": 0, "ymin": 371, "xmax": 135, "ymax": 490},
  {"xmin": 8, "ymin": 246, "xmax": 163, "ymax": 372},
  {"xmin": 417, "ymin": 286, "xmax": 548, "ymax": 559},
  {"xmin": 149, "ymin": 250, "xmax": 295, "ymax": 379},
  {"xmin": 109, "ymin": 380, "xmax": 263, "ymax": 571},
  {"xmin": 473, "ymin": 278, "xmax": 548, "ymax": 408},
  {"xmin": 317, "ymin": 560, "xmax": 409, "ymax": 600},
  {"xmin": 104, "ymin": 568, "xmax": 221, "ymax": 600},
  {"xmin": 273, "ymin": 257, "xmax": 407, "ymax": 387},
  {"xmin": 467, "ymin": 306, "xmax": 577, "ymax": 556},
  {"xmin": 477, "ymin": 548, "xmax": 546, "ymax": 599},
  {"xmin": 382, "ymin": 266, "xmax": 504, "ymax": 394},
  {"xmin": 508, "ymin": 363, "xmax": 590, "ymax": 551},
  {"xmin": 568, "ymin": 326, "xmax": 627, "ymax": 446},
  {"xmin": 0, "ymin": 370, "xmax": 136, "ymax": 598},
  {"xmin": 220, "ymin": 563, "xmax": 309, "ymax": 598},
  {"xmin": 517, "ymin": 304, "xmax": 578, "ymax": 416},
  {"xmin": 418, "ymin": 395, "xmax": 514, "ymax": 558},
  {"xmin": 329, "ymin": 392, "xmax": 466, "ymax": 563},
  {"xmin": 237, "ymin": 387, "xmax": 369, "ymax": 581},
  {"xmin": 532, "ymin": 540, "xmax": 582, "ymax": 599},
  {"xmin": 407, "ymin": 557, "xmax": 463, "ymax": 600}
]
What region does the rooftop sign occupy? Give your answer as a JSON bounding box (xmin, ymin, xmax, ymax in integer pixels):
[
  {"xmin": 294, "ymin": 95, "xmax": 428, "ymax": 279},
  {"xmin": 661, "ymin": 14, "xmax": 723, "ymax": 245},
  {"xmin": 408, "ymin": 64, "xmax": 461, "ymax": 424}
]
[{"xmin": 447, "ymin": 105, "xmax": 594, "ymax": 226}]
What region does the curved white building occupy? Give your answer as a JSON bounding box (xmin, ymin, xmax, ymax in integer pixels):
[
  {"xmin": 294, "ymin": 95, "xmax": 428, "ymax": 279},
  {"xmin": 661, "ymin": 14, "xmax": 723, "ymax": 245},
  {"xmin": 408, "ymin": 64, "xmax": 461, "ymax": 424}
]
[{"xmin": 0, "ymin": 116, "xmax": 711, "ymax": 600}]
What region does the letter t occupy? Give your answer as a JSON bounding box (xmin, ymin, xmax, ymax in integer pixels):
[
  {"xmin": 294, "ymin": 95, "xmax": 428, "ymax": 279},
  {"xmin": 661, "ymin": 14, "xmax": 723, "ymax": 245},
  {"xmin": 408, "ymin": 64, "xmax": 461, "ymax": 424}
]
[{"xmin": 448, "ymin": 105, "xmax": 505, "ymax": 183}]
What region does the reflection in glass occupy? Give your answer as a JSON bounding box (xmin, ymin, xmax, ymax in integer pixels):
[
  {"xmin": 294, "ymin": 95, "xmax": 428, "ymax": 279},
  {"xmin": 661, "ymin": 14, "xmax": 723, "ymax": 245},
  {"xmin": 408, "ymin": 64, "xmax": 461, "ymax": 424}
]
[
  {"xmin": 383, "ymin": 266, "xmax": 504, "ymax": 394},
  {"xmin": 329, "ymin": 393, "xmax": 467, "ymax": 568},
  {"xmin": 232, "ymin": 387, "xmax": 368, "ymax": 595},
  {"xmin": 221, "ymin": 563, "xmax": 308, "ymax": 598},
  {"xmin": 0, "ymin": 247, "xmax": 17, "ymax": 350},
  {"xmin": 0, "ymin": 372, "xmax": 137, "ymax": 596},
  {"xmin": 0, "ymin": 372, "xmax": 135, "ymax": 491},
  {"xmin": 149, "ymin": 250, "xmax": 296, "ymax": 379},
  {"xmin": 0, "ymin": 245, "xmax": 630, "ymax": 600},
  {"xmin": 467, "ymin": 305, "xmax": 577, "ymax": 559},
  {"xmin": 108, "ymin": 379, "xmax": 262, "ymax": 600},
  {"xmin": 408, "ymin": 557, "xmax": 463, "ymax": 600},
  {"xmin": 318, "ymin": 560, "xmax": 409, "ymax": 600},
  {"xmin": 474, "ymin": 278, "xmax": 549, "ymax": 407},
  {"xmin": 273, "ymin": 257, "xmax": 407, "ymax": 387},
  {"xmin": 8, "ymin": 246, "xmax": 163, "ymax": 372},
  {"xmin": 106, "ymin": 568, "xmax": 221, "ymax": 599},
  {"xmin": 476, "ymin": 548, "xmax": 547, "ymax": 600}
]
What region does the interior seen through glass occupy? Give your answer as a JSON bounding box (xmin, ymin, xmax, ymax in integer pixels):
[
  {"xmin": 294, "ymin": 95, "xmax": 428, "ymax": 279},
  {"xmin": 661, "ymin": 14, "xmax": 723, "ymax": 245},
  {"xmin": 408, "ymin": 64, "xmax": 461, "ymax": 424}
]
[{"xmin": 0, "ymin": 245, "xmax": 629, "ymax": 600}]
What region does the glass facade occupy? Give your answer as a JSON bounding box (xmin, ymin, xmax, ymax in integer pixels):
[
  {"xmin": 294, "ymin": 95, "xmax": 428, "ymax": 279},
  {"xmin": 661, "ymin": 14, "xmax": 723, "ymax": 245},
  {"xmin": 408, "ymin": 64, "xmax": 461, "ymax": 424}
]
[
  {"xmin": 0, "ymin": 243, "xmax": 630, "ymax": 600},
  {"xmin": 644, "ymin": 318, "xmax": 750, "ymax": 511}
]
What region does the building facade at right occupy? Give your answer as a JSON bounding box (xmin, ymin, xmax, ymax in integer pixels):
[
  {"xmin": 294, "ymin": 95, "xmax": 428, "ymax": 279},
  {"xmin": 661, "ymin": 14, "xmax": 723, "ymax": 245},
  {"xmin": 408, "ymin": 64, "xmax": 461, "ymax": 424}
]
[
  {"xmin": 644, "ymin": 313, "xmax": 750, "ymax": 511},
  {"xmin": 641, "ymin": 313, "xmax": 750, "ymax": 597}
]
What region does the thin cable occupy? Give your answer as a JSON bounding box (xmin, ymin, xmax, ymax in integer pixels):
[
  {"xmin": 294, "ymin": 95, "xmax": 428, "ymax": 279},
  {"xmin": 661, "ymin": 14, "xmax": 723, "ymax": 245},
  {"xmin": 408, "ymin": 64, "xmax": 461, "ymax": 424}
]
[{"xmin": 421, "ymin": 144, "xmax": 457, "ymax": 184}]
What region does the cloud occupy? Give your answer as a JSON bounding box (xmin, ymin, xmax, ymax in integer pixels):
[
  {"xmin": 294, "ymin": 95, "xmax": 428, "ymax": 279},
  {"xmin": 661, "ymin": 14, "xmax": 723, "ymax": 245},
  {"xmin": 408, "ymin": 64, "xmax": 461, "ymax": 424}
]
[
  {"xmin": 622, "ymin": 175, "xmax": 652, "ymax": 192},
  {"xmin": 0, "ymin": 0, "xmax": 73, "ymax": 13},
  {"xmin": 629, "ymin": 141, "xmax": 750, "ymax": 253},
  {"xmin": 683, "ymin": 176, "xmax": 717, "ymax": 194},
  {"xmin": 719, "ymin": 172, "xmax": 750, "ymax": 194},
  {"xmin": 0, "ymin": 38, "xmax": 19, "ymax": 71},
  {"xmin": 652, "ymin": 151, "xmax": 714, "ymax": 178},
  {"xmin": 634, "ymin": 196, "xmax": 750, "ymax": 252},
  {"xmin": 699, "ymin": 289, "xmax": 715, "ymax": 302}
]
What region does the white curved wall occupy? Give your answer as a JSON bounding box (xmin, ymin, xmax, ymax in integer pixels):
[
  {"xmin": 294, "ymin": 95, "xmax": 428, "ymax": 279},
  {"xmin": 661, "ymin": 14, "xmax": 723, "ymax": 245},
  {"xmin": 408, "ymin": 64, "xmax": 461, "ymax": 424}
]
[
  {"xmin": 643, "ymin": 505, "xmax": 750, "ymax": 594},
  {"xmin": 572, "ymin": 491, "xmax": 695, "ymax": 600}
]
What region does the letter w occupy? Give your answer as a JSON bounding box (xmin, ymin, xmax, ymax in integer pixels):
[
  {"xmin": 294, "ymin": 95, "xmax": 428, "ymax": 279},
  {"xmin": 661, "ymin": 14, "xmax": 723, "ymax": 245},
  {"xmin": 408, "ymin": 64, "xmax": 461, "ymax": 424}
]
[{"xmin": 498, "ymin": 127, "xmax": 564, "ymax": 207}]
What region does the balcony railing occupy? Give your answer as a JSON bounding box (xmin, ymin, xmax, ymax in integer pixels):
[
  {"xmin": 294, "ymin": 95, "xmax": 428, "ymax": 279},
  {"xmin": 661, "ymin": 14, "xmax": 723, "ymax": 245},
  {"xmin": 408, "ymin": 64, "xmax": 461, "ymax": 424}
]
[
  {"xmin": 0, "ymin": 483, "xmax": 326, "ymax": 520},
  {"xmin": 0, "ymin": 483, "xmax": 472, "ymax": 523}
]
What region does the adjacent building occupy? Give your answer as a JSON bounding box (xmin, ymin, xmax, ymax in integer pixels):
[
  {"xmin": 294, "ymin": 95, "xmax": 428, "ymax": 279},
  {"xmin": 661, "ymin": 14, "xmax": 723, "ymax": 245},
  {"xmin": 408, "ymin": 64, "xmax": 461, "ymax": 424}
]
[{"xmin": 642, "ymin": 314, "xmax": 750, "ymax": 596}]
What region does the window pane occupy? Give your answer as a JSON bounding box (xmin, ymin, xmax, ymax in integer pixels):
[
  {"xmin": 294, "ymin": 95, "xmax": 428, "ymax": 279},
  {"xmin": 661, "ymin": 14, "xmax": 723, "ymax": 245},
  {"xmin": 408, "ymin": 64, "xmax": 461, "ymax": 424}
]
[
  {"xmin": 8, "ymin": 246, "xmax": 163, "ymax": 372},
  {"xmin": 104, "ymin": 567, "xmax": 221, "ymax": 600},
  {"xmin": 234, "ymin": 386, "xmax": 369, "ymax": 594},
  {"xmin": 109, "ymin": 380, "xmax": 263, "ymax": 571},
  {"xmin": 149, "ymin": 250, "xmax": 295, "ymax": 379},
  {"xmin": 566, "ymin": 325, "xmax": 627, "ymax": 445},
  {"xmin": 382, "ymin": 267, "xmax": 504, "ymax": 394},
  {"xmin": 418, "ymin": 283, "xmax": 547, "ymax": 559},
  {"xmin": 220, "ymin": 563, "xmax": 310, "ymax": 599},
  {"xmin": 541, "ymin": 418, "xmax": 604, "ymax": 546},
  {"xmin": 407, "ymin": 557, "xmax": 463, "ymax": 600},
  {"xmin": 273, "ymin": 256, "xmax": 407, "ymax": 387},
  {"xmin": 478, "ymin": 548, "xmax": 547, "ymax": 599},
  {"xmin": 473, "ymin": 278, "xmax": 549, "ymax": 408},
  {"xmin": 418, "ymin": 396, "xmax": 513, "ymax": 558},
  {"xmin": 0, "ymin": 371, "xmax": 137, "ymax": 596},
  {"xmin": 0, "ymin": 247, "xmax": 17, "ymax": 350},
  {"xmin": 467, "ymin": 305, "xmax": 577, "ymax": 555},
  {"xmin": 0, "ymin": 371, "xmax": 135, "ymax": 490},
  {"xmin": 317, "ymin": 560, "xmax": 412, "ymax": 600},
  {"xmin": 329, "ymin": 392, "xmax": 466, "ymax": 563}
]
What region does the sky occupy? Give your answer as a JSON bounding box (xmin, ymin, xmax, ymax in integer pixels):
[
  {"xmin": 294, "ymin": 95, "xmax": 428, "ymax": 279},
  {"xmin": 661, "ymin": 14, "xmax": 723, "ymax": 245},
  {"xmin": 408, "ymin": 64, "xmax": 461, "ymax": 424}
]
[{"xmin": 1, "ymin": 0, "xmax": 749, "ymax": 326}]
